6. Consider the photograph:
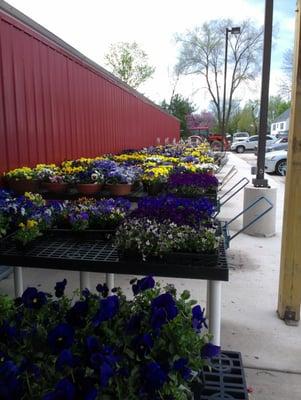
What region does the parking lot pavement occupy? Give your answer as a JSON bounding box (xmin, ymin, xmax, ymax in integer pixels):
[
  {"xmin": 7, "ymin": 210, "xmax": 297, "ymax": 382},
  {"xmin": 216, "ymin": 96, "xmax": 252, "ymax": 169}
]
[{"xmin": 232, "ymin": 152, "xmax": 286, "ymax": 184}]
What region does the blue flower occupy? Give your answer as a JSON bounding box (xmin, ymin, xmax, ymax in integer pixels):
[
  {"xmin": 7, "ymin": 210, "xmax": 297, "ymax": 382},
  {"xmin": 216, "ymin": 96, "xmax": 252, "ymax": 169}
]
[
  {"xmin": 54, "ymin": 279, "xmax": 67, "ymax": 298},
  {"xmin": 142, "ymin": 362, "xmax": 167, "ymax": 391},
  {"xmin": 66, "ymin": 301, "xmax": 88, "ymax": 328},
  {"xmin": 21, "ymin": 287, "xmax": 47, "ymax": 309},
  {"xmin": 173, "ymin": 358, "xmax": 192, "ymax": 380},
  {"xmin": 132, "ymin": 276, "xmax": 155, "ymax": 295},
  {"xmin": 132, "ymin": 333, "xmax": 153, "ymax": 358},
  {"xmin": 201, "ymin": 343, "xmax": 221, "ymax": 359},
  {"xmin": 96, "ymin": 283, "xmax": 109, "ymax": 297},
  {"xmin": 48, "ymin": 323, "xmax": 74, "ymax": 354},
  {"xmin": 0, "ymin": 321, "xmax": 18, "ymax": 343},
  {"xmin": 0, "ymin": 360, "xmax": 22, "ymax": 400},
  {"xmin": 192, "ymin": 305, "xmax": 208, "ymax": 333},
  {"xmin": 92, "ymin": 295, "xmax": 119, "ymax": 327},
  {"xmin": 90, "ymin": 346, "xmax": 119, "ymax": 388},
  {"xmin": 43, "ymin": 378, "xmax": 75, "ymax": 400},
  {"xmin": 151, "ymin": 293, "xmax": 178, "ymax": 331},
  {"xmin": 86, "ymin": 336, "xmax": 101, "ymax": 354},
  {"xmin": 56, "ymin": 349, "xmax": 75, "ymax": 371}
]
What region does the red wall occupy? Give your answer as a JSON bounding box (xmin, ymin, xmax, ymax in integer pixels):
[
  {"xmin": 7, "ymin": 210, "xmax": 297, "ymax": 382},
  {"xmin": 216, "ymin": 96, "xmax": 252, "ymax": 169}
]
[{"xmin": 0, "ymin": 11, "xmax": 179, "ymax": 173}]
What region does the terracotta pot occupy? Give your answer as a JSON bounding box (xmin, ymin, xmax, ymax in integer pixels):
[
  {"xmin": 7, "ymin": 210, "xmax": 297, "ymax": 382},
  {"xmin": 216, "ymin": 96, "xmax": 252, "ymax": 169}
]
[
  {"xmin": 43, "ymin": 182, "xmax": 69, "ymax": 193},
  {"xmin": 76, "ymin": 183, "xmax": 103, "ymax": 195},
  {"xmin": 106, "ymin": 183, "xmax": 132, "ymax": 196},
  {"xmin": 8, "ymin": 179, "xmax": 39, "ymax": 194}
]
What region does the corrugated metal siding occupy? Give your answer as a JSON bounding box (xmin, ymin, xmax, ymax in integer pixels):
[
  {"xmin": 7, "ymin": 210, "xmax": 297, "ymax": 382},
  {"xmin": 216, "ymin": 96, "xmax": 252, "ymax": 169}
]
[{"xmin": 0, "ymin": 11, "xmax": 179, "ymax": 173}]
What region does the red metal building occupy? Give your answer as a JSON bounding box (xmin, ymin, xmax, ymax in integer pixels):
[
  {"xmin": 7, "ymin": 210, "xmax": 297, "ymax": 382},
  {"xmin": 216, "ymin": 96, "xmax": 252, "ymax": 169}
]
[{"xmin": 0, "ymin": 2, "xmax": 179, "ymax": 173}]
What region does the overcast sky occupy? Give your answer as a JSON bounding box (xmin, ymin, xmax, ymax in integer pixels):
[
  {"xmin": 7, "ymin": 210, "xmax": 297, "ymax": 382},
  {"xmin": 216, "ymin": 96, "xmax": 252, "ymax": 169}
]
[{"xmin": 6, "ymin": 0, "xmax": 296, "ymax": 111}]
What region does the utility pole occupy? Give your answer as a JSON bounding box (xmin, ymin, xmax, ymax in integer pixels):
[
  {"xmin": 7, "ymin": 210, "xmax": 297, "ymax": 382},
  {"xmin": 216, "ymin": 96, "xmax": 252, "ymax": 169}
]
[{"xmin": 277, "ymin": 0, "xmax": 301, "ymax": 324}]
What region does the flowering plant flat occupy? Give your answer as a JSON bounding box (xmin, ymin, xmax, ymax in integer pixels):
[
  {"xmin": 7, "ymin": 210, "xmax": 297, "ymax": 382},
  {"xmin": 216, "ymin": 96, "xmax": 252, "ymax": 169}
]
[
  {"xmin": 131, "ymin": 195, "xmax": 215, "ymax": 227},
  {"xmin": 0, "ymin": 278, "xmax": 220, "ymax": 400},
  {"xmin": 168, "ymin": 173, "xmax": 218, "ymax": 198},
  {"xmin": 115, "ymin": 218, "xmax": 220, "ymax": 261}
]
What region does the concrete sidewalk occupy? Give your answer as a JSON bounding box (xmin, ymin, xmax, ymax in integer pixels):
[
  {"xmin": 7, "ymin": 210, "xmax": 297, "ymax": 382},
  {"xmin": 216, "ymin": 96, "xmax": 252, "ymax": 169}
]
[{"xmin": 0, "ymin": 153, "xmax": 300, "ymax": 399}]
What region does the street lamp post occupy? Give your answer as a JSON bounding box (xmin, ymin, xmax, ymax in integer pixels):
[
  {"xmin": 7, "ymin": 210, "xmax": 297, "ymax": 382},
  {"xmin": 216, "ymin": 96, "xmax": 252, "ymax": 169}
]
[
  {"xmin": 221, "ymin": 26, "xmax": 241, "ymax": 151},
  {"xmin": 253, "ymin": 0, "xmax": 274, "ymax": 187}
]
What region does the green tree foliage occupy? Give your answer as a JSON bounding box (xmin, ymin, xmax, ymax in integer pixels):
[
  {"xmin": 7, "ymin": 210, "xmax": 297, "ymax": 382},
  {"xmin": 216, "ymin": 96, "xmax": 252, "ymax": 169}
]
[
  {"xmin": 161, "ymin": 95, "xmax": 195, "ymax": 137},
  {"xmin": 268, "ymin": 95, "xmax": 291, "ymax": 127},
  {"xmin": 104, "ymin": 42, "xmax": 155, "ymax": 89},
  {"xmin": 237, "ymin": 100, "xmax": 259, "ymax": 135},
  {"xmin": 175, "ymin": 19, "xmax": 263, "ymax": 132}
]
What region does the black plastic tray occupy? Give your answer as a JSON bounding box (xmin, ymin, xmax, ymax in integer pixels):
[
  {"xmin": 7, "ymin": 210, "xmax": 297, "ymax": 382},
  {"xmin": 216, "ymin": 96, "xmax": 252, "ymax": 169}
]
[
  {"xmin": 196, "ymin": 351, "xmax": 248, "ymax": 400},
  {"xmin": 0, "ymin": 232, "xmax": 228, "ymax": 281}
]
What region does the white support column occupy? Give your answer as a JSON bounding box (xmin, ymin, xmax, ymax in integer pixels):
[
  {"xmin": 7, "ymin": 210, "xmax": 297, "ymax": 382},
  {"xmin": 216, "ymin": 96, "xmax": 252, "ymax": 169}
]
[
  {"xmin": 106, "ymin": 273, "xmax": 114, "ymax": 292},
  {"xmin": 206, "ymin": 280, "xmax": 210, "ymax": 319},
  {"xmin": 208, "ymin": 280, "xmax": 222, "ymax": 346},
  {"xmin": 80, "ymin": 272, "xmax": 90, "ymax": 291},
  {"xmin": 14, "ymin": 267, "xmax": 23, "ymax": 297}
]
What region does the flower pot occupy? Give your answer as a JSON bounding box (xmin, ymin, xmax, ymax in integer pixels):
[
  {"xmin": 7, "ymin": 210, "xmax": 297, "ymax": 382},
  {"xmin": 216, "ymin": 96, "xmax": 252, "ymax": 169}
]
[
  {"xmin": 8, "ymin": 179, "xmax": 39, "ymax": 194},
  {"xmin": 43, "ymin": 182, "xmax": 69, "ymax": 193},
  {"xmin": 106, "ymin": 183, "xmax": 132, "ymax": 196},
  {"xmin": 76, "ymin": 183, "xmax": 103, "ymax": 195}
]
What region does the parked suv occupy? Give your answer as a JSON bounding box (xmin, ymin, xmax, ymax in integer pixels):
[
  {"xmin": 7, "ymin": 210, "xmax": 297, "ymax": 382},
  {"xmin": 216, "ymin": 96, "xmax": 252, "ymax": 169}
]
[
  {"xmin": 232, "ymin": 132, "xmax": 250, "ymax": 142},
  {"xmin": 231, "ymin": 134, "xmax": 276, "ymax": 153}
]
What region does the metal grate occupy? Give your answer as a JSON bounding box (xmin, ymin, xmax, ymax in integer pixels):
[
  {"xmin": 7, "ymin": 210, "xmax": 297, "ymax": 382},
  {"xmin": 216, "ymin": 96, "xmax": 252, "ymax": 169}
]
[{"xmin": 198, "ymin": 351, "xmax": 248, "ymax": 400}]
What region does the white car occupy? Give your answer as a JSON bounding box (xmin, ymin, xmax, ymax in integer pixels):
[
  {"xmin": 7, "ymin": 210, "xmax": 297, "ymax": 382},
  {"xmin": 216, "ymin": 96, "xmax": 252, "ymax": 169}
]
[
  {"xmin": 265, "ymin": 150, "xmax": 287, "ymax": 175},
  {"xmin": 232, "ymin": 132, "xmax": 250, "ymax": 142},
  {"xmin": 231, "ymin": 134, "xmax": 276, "ymax": 153}
]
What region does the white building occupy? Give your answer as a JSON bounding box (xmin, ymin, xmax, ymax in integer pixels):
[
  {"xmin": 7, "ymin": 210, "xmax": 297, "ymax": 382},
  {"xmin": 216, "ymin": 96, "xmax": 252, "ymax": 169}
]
[{"xmin": 271, "ymin": 108, "xmax": 290, "ymax": 136}]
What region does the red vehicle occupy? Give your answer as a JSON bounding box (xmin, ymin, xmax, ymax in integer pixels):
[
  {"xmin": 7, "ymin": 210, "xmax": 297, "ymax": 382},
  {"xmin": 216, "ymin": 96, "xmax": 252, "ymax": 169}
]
[{"xmin": 189, "ymin": 126, "xmax": 230, "ymax": 151}]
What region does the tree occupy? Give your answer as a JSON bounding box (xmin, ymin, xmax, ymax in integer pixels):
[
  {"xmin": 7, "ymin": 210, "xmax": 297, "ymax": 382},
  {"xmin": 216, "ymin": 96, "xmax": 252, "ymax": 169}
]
[
  {"xmin": 104, "ymin": 42, "xmax": 155, "ymax": 89},
  {"xmin": 268, "ymin": 95, "xmax": 290, "ymax": 126},
  {"xmin": 186, "ymin": 111, "xmax": 216, "ymax": 131},
  {"xmin": 175, "ymin": 19, "xmax": 263, "ymax": 132},
  {"xmin": 161, "ymin": 94, "xmax": 195, "ymax": 137},
  {"xmin": 278, "ymin": 48, "xmax": 293, "ymax": 99},
  {"xmin": 237, "ymin": 100, "xmax": 259, "ymax": 135}
]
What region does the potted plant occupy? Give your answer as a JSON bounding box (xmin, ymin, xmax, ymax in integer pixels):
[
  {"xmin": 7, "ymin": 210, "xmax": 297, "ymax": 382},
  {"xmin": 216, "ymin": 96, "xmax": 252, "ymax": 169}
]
[
  {"xmin": 4, "ymin": 167, "xmax": 39, "ymax": 194},
  {"xmin": 105, "ymin": 165, "xmax": 141, "ymax": 196},
  {"xmin": 74, "ymin": 169, "xmax": 104, "ymax": 195},
  {"xmin": 141, "ymin": 166, "xmax": 172, "ymax": 195},
  {"xmin": 13, "ymin": 219, "xmax": 42, "ymax": 250},
  {"xmin": 0, "ymin": 277, "xmax": 220, "ymax": 399}
]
